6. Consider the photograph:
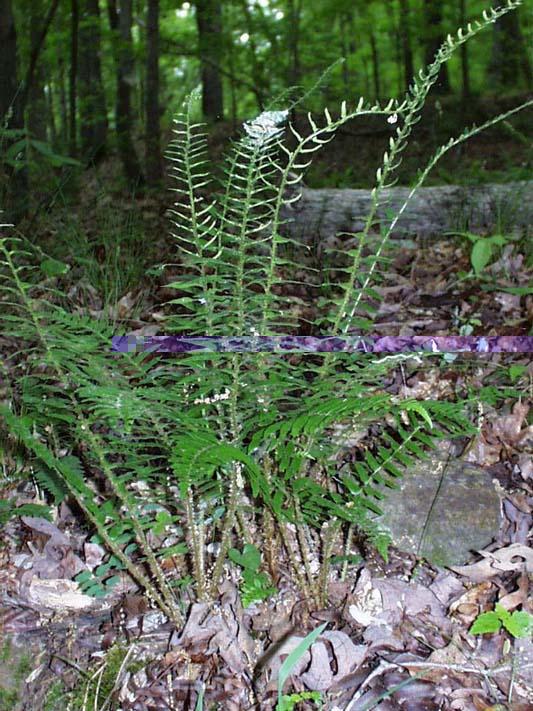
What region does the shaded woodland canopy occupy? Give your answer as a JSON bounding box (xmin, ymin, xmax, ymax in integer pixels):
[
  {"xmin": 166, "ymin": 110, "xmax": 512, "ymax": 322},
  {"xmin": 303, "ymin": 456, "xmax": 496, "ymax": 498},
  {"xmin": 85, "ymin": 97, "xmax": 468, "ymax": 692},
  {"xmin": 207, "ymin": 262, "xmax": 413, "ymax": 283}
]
[{"xmin": 0, "ymin": 0, "xmax": 531, "ymax": 218}]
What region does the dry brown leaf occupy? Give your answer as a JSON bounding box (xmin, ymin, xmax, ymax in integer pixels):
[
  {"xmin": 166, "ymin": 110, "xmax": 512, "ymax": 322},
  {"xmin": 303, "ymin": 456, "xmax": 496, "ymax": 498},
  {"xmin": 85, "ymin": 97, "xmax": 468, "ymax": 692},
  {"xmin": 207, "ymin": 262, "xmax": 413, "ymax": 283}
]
[{"xmin": 451, "ymin": 543, "xmax": 533, "ymax": 581}]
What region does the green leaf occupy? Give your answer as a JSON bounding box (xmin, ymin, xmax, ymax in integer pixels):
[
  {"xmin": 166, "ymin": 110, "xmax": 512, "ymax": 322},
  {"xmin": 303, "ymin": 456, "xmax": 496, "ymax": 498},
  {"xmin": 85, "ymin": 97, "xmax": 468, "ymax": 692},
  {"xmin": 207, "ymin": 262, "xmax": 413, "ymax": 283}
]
[
  {"xmin": 509, "ymin": 365, "xmax": 526, "ymax": 382},
  {"xmin": 481, "ymin": 285, "xmax": 533, "ymax": 295},
  {"xmin": 27, "ymin": 139, "xmax": 83, "ymax": 167},
  {"xmin": 277, "ymin": 622, "xmax": 328, "ymax": 708},
  {"xmin": 402, "ymin": 401, "xmax": 433, "ymax": 429},
  {"xmin": 504, "ymin": 611, "xmax": 533, "ymax": 638},
  {"xmin": 75, "ymin": 570, "xmax": 93, "ymax": 584},
  {"xmin": 494, "ymin": 603, "xmax": 511, "ymax": 623},
  {"xmin": 0, "ymin": 501, "xmax": 52, "ymax": 525},
  {"xmin": 469, "ymin": 611, "xmax": 501, "ymax": 635},
  {"xmin": 470, "ymin": 239, "xmax": 493, "ymax": 275},
  {"xmin": 229, "ymin": 543, "xmax": 261, "ymax": 571},
  {"xmin": 40, "ymin": 258, "xmax": 70, "ymax": 278}
]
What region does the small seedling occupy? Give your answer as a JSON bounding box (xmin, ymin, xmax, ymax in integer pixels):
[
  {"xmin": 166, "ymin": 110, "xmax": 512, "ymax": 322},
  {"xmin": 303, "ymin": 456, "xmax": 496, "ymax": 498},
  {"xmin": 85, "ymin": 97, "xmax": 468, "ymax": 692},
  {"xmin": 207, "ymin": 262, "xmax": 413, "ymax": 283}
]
[
  {"xmin": 447, "ymin": 230, "xmax": 514, "ymax": 278},
  {"xmin": 277, "ymin": 690, "xmax": 323, "ymax": 711},
  {"xmin": 277, "ymin": 622, "xmax": 328, "ymax": 711},
  {"xmin": 470, "ymin": 603, "xmax": 533, "ymax": 638},
  {"xmin": 228, "ymin": 543, "xmax": 277, "ymax": 607}
]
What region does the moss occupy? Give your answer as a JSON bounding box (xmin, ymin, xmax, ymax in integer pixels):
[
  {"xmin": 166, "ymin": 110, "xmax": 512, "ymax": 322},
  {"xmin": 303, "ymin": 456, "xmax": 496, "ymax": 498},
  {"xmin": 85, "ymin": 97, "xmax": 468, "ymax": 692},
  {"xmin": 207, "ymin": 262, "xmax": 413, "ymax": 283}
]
[
  {"xmin": 42, "ymin": 680, "xmax": 68, "ymax": 711},
  {"xmin": 0, "ymin": 637, "xmax": 12, "ymax": 664},
  {"xmin": 57, "ymin": 644, "xmax": 150, "ymax": 711},
  {"xmin": 0, "ymin": 637, "xmax": 35, "ymax": 708}
]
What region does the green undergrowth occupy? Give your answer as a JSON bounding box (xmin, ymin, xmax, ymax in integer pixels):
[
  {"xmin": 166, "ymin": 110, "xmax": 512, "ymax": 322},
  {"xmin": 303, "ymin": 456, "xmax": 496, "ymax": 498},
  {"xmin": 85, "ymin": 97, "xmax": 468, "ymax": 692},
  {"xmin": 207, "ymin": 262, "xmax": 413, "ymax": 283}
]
[
  {"xmin": 0, "ymin": 0, "xmax": 531, "ymax": 642},
  {"xmin": 40, "ymin": 644, "xmax": 145, "ymax": 711},
  {"xmin": 0, "ymin": 638, "xmax": 32, "ymax": 710}
]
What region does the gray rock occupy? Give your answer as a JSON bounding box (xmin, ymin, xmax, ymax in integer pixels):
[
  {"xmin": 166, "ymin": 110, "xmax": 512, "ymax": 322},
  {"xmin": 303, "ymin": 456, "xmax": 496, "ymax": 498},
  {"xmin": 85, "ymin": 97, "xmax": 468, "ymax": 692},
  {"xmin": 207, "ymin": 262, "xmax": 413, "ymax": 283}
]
[{"xmin": 373, "ymin": 448, "xmax": 502, "ymax": 567}]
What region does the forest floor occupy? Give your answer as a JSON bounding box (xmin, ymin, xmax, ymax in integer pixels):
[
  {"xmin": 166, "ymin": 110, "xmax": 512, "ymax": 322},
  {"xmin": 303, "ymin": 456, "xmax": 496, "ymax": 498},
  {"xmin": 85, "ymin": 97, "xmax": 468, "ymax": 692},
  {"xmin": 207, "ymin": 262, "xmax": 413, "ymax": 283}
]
[{"xmin": 0, "ymin": 94, "xmax": 532, "ymax": 711}]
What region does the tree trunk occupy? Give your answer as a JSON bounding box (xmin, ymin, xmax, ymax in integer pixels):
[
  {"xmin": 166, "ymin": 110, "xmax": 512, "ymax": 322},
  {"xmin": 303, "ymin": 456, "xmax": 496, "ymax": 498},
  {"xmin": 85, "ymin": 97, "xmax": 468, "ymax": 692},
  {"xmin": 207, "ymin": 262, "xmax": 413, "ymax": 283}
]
[
  {"xmin": 58, "ymin": 56, "xmax": 68, "ymax": 145},
  {"xmin": 458, "ymin": 0, "xmax": 470, "ymax": 100},
  {"xmin": 45, "ymin": 82, "xmax": 57, "ymax": 146},
  {"xmin": 0, "ymin": 0, "xmax": 20, "ymax": 126},
  {"xmin": 488, "ymin": 10, "xmax": 533, "ymax": 90},
  {"xmin": 286, "ymin": 0, "xmax": 302, "ymax": 87},
  {"xmin": 369, "ymin": 30, "xmax": 381, "ymax": 101},
  {"xmin": 14, "ymin": 0, "xmax": 61, "ymax": 124},
  {"xmin": 145, "ymin": 0, "xmax": 162, "ymax": 186},
  {"xmin": 398, "ymin": 0, "xmax": 414, "ymax": 91},
  {"xmin": 238, "ymin": 0, "xmax": 268, "ymax": 111},
  {"xmin": 78, "ymin": 0, "xmax": 108, "ymax": 162},
  {"xmin": 27, "ymin": 0, "xmax": 48, "ymax": 142},
  {"xmin": 423, "ymin": 0, "xmax": 450, "ymax": 93},
  {"xmin": 339, "ymin": 11, "xmax": 356, "ymax": 94},
  {"xmin": 0, "ymin": 0, "xmax": 27, "ymax": 218},
  {"xmin": 69, "ymin": 0, "xmax": 79, "ymax": 155},
  {"xmin": 107, "ymin": 0, "xmax": 144, "ymax": 186},
  {"xmin": 195, "ymin": 0, "xmax": 224, "ymax": 122}
]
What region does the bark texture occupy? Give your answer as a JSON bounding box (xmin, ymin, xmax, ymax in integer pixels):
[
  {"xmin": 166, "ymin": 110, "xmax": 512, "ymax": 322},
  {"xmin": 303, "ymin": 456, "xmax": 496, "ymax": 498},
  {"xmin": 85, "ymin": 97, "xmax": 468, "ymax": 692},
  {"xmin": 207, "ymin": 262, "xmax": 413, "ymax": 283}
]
[
  {"xmin": 280, "ymin": 181, "xmax": 533, "ymax": 251},
  {"xmin": 145, "ymin": 0, "xmax": 162, "ymax": 185},
  {"xmin": 195, "ymin": 0, "xmax": 224, "ymax": 122},
  {"xmin": 79, "ymin": 0, "xmax": 108, "ymax": 161}
]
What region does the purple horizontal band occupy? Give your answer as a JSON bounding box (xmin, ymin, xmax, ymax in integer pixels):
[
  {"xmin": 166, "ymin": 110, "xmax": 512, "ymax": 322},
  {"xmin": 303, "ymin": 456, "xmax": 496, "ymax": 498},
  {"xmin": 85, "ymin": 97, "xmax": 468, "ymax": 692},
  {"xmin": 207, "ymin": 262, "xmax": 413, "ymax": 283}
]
[{"xmin": 111, "ymin": 335, "xmax": 533, "ymax": 353}]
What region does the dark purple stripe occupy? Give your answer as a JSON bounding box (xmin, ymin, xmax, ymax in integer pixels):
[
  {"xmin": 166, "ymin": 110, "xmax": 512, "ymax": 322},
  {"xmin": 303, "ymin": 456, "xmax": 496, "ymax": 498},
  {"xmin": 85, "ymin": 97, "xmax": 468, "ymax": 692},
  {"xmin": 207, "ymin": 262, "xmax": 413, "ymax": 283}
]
[{"xmin": 111, "ymin": 336, "xmax": 533, "ymax": 353}]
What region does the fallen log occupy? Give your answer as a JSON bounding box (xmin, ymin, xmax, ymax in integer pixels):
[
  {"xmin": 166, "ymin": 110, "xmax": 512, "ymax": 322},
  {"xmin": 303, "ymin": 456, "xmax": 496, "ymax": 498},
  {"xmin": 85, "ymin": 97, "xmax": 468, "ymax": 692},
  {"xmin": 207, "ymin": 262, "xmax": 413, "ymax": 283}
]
[{"xmin": 280, "ymin": 181, "xmax": 533, "ymax": 248}]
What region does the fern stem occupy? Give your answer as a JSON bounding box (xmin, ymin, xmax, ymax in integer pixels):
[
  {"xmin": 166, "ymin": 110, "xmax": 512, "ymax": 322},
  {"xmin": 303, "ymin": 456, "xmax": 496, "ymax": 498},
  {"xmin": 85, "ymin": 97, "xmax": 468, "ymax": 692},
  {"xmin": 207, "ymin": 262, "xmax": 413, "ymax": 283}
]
[
  {"xmin": 276, "ymin": 516, "xmax": 312, "ymax": 602},
  {"xmin": 208, "ymin": 460, "xmax": 241, "ymax": 597},
  {"xmin": 317, "ymin": 519, "xmax": 341, "ymax": 608},
  {"xmin": 292, "ymin": 497, "xmax": 321, "ymax": 608},
  {"xmin": 185, "ymin": 487, "xmax": 207, "ymax": 601},
  {"xmin": 341, "ymin": 524, "xmax": 355, "ymax": 582}
]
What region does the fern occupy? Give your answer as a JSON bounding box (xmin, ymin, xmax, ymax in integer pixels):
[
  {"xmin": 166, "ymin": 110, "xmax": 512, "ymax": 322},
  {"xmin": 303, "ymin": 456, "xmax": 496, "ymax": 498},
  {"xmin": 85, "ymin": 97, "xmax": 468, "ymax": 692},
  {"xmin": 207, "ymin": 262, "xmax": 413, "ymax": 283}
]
[{"xmin": 1, "ymin": 0, "xmax": 530, "ymax": 619}]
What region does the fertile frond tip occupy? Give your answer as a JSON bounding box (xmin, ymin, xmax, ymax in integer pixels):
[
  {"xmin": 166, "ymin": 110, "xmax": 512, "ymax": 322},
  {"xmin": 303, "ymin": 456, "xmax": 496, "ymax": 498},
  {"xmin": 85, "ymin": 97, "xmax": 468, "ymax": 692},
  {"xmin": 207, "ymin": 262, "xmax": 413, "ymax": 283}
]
[{"xmin": 243, "ymin": 110, "xmax": 289, "ymax": 146}]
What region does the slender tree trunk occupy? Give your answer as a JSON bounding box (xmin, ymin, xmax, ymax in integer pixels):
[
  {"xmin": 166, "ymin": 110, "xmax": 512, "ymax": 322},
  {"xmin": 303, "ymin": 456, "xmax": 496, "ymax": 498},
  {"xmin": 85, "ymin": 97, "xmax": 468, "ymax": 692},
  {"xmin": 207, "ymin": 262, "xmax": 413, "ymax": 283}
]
[
  {"xmin": 0, "ymin": 0, "xmax": 27, "ymax": 218},
  {"xmin": 17, "ymin": 0, "xmax": 61, "ymax": 120},
  {"xmin": 238, "ymin": 0, "xmax": 268, "ymax": 111},
  {"xmin": 69, "ymin": 0, "xmax": 79, "ymax": 155},
  {"xmin": 0, "ymin": 0, "xmax": 20, "ymax": 126},
  {"xmin": 339, "ymin": 11, "xmax": 357, "ymax": 93},
  {"xmin": 423, "ymin": 0, "xmax": 450, "ymax": 93},
  {"xmin": 46, "ymin": 84, "xmax": 57, "ymax": 145},
  {"xmin": 488, "ymin": 9, "xmax": 533, "ymax": 90},
  {"xmin": 226, "ymin": 35, "xmax": 238, "ymax": 130},
  {"xmin": 195, "ymin": 0, "xmax": 224, "ymax": 122},
  {"xmin": 398, "ymin": 0, "xmax": 414, "ymax": 92},
  {"xmin": 459, "ymin": 0, "xmax": 470, "ymax": 100},
  {"xmin": 58, "ymin": 56, "xmax": 68, "ymax": 145},
  {"xmin": 28, "ymin": 0, "xmax": 48, "ymax": 141},
  {"xmin": 286, "ymin": 0, "xmax": 302, "ymax": 87},
  {"xmin": 107, "ymin": 0, "xmax": 144, "ymax": 186},
  {"xmin": 145, "ymin": 0, "xmax": 162, "ymax": 186},
  {"xmin": 369, "ymin": 30, "xmax": 381, "ymax": 100},
  {"xmin": 78, "ymin": 0, "xmax": 108, "ymax": 162}
]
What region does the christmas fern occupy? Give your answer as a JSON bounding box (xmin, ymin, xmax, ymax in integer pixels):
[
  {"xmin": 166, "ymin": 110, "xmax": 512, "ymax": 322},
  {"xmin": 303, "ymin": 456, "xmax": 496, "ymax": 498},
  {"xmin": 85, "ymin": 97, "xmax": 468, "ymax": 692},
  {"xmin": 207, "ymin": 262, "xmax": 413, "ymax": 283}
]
[{"xmin": 1, "ymin": 0, "xmax": 531, "ymax": 620}]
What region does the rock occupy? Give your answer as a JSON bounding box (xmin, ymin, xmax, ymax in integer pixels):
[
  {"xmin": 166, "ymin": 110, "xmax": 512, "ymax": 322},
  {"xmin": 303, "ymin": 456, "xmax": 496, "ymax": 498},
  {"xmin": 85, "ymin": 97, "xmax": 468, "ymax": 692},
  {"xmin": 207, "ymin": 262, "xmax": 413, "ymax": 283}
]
[{"xmin": 373, "ymin": 447, "xmax": 502, "ymax": 567}]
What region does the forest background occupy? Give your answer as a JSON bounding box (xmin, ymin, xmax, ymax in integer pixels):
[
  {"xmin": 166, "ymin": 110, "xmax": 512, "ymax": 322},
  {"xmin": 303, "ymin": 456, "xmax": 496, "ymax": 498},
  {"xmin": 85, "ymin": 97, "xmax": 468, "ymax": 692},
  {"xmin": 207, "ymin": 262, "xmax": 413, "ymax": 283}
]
[{"xmin": 1, "ymin": 0, "xmax": 532, "ymax": 225}]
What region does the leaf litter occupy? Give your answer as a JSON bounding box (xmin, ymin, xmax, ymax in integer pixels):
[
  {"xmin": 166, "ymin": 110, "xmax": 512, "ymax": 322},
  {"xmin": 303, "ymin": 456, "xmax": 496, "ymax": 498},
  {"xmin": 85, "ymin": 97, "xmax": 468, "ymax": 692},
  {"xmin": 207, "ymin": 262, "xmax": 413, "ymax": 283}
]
[{"xmin": 0, "ymin": 206, "xmax": 532, "ymax": 710}]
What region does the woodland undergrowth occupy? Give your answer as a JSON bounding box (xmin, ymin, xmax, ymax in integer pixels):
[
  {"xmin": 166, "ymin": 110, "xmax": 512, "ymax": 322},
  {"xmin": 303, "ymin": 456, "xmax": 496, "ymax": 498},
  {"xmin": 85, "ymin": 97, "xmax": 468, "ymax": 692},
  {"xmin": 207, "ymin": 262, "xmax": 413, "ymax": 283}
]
[{"xmin": 1, "ymin": 0, "xmax": 532, "ymax": 628}]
